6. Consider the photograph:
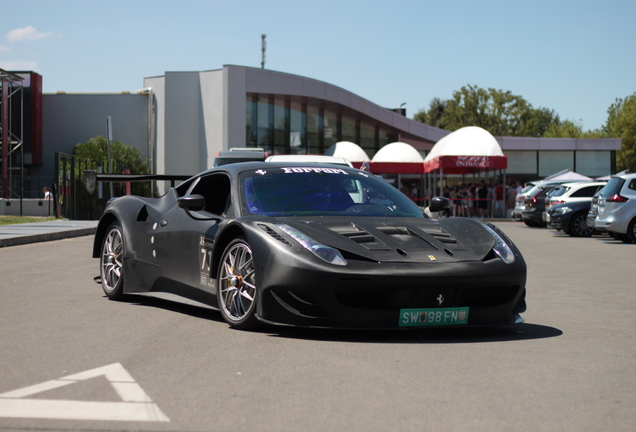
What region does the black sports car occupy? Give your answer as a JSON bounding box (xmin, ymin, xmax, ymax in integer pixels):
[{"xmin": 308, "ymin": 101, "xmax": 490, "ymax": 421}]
[{"xmin": 92, "ymin": 162, "xmax": 527, "ymax": 330}]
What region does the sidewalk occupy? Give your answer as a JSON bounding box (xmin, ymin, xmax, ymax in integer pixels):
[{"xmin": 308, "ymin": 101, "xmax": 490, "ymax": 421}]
[{"xmin": 0, "ymin": 220, "xmax": 98, "ymax": 248}]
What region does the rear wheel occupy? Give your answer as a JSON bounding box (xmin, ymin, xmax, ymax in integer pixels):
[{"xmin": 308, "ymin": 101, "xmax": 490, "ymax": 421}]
[
  {"xmin": 217, "ymin": 237, "xmax": 260, "ymax": 329},
  {"xmin": 614, "ymin": 232, "xmax": 630, "ymax": 243},
  {"xmin": 625, "ymin": 218, "xmax": 636, "ymax": 244},
  {"xmin": 100, "ymin": 221, "xmax": 125, "ymax": 299},
  {"xmin": 569, "ymin": 212, "xmax": 594, "ymax": 237}
]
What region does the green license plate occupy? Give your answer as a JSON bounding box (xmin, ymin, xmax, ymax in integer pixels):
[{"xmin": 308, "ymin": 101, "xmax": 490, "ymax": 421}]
[{"xmin": 398, "ymin": 307, "xmax": 469, "ymax": 327}]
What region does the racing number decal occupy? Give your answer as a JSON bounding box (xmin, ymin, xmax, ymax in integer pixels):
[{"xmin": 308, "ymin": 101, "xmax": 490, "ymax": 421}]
[
  {"xmin": 201, "ymin": 248, "xmax": 212, "ymax": 271},
  {"xmin": 199, "ymin": 236, "xmax": 216, "ymax": 291}
]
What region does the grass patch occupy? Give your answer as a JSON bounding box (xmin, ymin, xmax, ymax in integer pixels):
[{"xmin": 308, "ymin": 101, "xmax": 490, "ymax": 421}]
[{"xmin": 0, "ymin": 216, "xmax": 59, "ymax": 226}]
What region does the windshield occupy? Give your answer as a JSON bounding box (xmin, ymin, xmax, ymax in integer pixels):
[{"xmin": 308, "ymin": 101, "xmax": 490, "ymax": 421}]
[{"xmin": 240, "ymin": 167, "xmax": 423, "ymax": 218}]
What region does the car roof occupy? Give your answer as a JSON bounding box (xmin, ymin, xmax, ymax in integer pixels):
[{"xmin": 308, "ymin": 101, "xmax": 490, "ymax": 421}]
[
  {"xmin": 560, "ymin": 181, "xmax": 607, "ymax": 188},
  {"xmin": 614, "ymin": 172, "xmax": 636, "ymax": 180}
]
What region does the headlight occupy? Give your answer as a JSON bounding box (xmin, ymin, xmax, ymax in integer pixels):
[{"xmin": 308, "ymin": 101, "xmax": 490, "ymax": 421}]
[
  {"xmin": 275, "ymin": 224, "xmax": 347, "ymax": 266},
  {"xmin": 556, "ymin": 206, "xmax": 573, "ymax": 214},
  {"xmin": 483, "ymin": 224, "xmax": 515, "ymax": 264}
]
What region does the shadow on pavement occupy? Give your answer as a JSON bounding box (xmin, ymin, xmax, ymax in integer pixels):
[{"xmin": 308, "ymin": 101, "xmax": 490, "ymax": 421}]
[
  {"xmin": 266, "ymin": 322, "xmax": 561, "ymax": 344},
  {"xmin": 110, "ymin": 295, "xmax": 561, "ymax": 344}
]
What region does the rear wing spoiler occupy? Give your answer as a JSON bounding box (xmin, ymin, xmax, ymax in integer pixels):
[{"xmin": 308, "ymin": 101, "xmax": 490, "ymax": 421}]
[{"xmin": 84, "ymin": 170, "xmax": 192, "ymax": 194}]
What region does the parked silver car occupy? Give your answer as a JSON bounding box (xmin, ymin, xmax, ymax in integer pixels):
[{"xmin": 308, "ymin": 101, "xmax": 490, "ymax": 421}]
[{"xmin": 593, "ymin": 173, "xmax": 636, "ymax": 243}]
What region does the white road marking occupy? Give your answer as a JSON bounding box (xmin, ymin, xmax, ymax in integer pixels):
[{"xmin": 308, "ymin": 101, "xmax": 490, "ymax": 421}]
[{"xmin": 0, "ymin": 363, "xmax": 169, "ymax": 422}]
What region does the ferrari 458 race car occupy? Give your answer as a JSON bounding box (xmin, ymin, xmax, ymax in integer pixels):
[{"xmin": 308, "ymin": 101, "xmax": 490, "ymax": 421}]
[{"xmin": 92, "ymin": 162, "xmax": 527, "ymax": 330}]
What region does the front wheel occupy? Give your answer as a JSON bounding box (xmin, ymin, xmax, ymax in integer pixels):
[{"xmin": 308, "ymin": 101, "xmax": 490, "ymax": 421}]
[
  {"xmin": 100, "ymin": 221, "xmax": 125, "ymax": 299},
  {"xmin": 217, "ymin": 237, "xmax": 260, "ymax": 329},
  {"xmin": 569, "ymin": 212, "xmax": 594, "ymax": 237}
]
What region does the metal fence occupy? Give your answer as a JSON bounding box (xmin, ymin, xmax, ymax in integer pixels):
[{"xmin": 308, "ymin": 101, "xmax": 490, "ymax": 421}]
[{"xmin": 54, "ymin": 153, "xmax": 152, "ymax": 220}]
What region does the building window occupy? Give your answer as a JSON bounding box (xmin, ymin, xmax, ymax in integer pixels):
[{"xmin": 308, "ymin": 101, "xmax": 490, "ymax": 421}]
[
  {"xmin": 342, "ymin": 115, "xmax": 356, "ymax": 143},
  {"xmin": 360, "ymin": 121, "xmax": 375, "ymax": 153},
  {"xmin": 246, "ymin": 93, "xmax": 400, "ymax": 157},
  {"xmin": 324, "ymin": 109, "xmax": 337, "ymax": 150},
  {"xmin": 307, "ymin": 105, "xmax": 320, "ymax": 154}
]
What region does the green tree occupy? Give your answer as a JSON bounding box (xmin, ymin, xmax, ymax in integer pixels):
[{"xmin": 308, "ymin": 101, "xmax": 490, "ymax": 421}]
[
  {"xmin": 541, "ymin": 119, "xmax": 606, "ymax": 139},
  {"xmin": 604, "ymin": 93, "xmax": 636, "ymax": 172},
  {"xmin": 415, "ymin": 84, "xmax": 560, "ymax": 137},
  {"xmin": 543, "ymin": 120, "xmax": 585, "ymax": 138},
  {"xmin": 72, "ymin": 136, "xmax": 151, "ymax": 196},
  {"xmin": 413, "ymin": 97, "xmax": 447, "ymax": 127}
]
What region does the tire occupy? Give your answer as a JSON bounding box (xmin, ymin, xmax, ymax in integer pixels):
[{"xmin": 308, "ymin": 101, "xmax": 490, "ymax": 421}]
[
  {"xmin": 625, "ymin": 218, "xmax": 636, "ymax": 244},
  {"xmin": 100, "ymin": 221, "xmax": 125, "ymax": 299},
  {"xmin": 569, "ymin": 212, "xmax": 594, "ymax": 237},
  {"xmin": 217, "ymin": 237, "xmax": 260, "ymax": 329},
  {"xmin": 614, "ymin": 232, "xmax": 630, "ymax": 243}
]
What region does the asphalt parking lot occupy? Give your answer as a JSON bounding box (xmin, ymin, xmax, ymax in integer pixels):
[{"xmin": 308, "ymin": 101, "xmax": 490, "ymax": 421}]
[{"xmin": 0, "ymin": 221, "xmax": 634, "ymax": 432}]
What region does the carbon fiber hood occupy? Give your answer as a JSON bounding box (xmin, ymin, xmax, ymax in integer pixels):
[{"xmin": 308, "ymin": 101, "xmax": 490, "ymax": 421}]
[{"xmin": 273, "ymin": 216, "xmax": 497, "ymax": 263}]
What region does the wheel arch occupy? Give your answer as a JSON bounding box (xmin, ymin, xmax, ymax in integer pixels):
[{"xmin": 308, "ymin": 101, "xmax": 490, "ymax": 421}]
[
  {"xmin": 627, "ymin": 215, "xmax": 636, "ymax": 243},
  {"xmin": 92, "ymin": 212, "xmax": 119, "ymax": 258},
  {"xmin": 211, "ymin": 224, "xmax": 249, "ymax": 278}
]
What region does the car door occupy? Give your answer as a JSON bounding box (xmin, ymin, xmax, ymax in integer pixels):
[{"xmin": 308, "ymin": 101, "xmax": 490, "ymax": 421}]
[{"xmin": 155, "ymin": 172, "xmax": 232, "ymax": 297}]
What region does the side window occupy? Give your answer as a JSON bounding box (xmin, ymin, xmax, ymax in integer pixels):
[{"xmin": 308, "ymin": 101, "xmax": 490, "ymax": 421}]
[
  {"xmin": 571, "ymin": 186, "xmax": 598, "ymax": 198},
  {"xmin": 629, "ymin": 179, "xmax": 636, "ymax": 191},
  {"xmin": 190, "ymin": 174, "xmax": 231, "ymax": 216},
  {"xmin": 176, "ymin": 178, "xmax": 196, "ymax": 197}
]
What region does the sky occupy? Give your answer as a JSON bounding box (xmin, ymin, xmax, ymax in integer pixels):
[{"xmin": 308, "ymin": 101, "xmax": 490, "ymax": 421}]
[{"xmin": 1, "ymin": 0, "xmax": 634, "ymax": 132}]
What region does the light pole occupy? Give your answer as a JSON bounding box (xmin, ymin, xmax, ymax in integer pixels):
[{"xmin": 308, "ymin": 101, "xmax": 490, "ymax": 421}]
[
  {"xmin": 261, "ymin": 34, "xmax": 266, "ymax": 69},
  {"xmin": 397, "ymin": 102, "xmax": 406, "ymax": 116}
]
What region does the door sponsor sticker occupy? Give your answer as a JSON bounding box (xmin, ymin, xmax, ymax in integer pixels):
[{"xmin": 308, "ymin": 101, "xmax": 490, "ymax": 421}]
[{"xmin": 399, "ymin": 307, "xmax": 469, "ymax": 327}]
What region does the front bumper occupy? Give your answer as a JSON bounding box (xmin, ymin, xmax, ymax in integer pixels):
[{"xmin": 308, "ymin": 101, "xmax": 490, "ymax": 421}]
[{"xmin": 256, "ymin": 255, "xmax": 527, "ymax": 329}]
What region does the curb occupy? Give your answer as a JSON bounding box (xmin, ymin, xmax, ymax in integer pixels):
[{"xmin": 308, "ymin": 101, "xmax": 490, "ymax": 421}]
[{"xmin": 0, "ymin": 227, "xmax": 97, "ymax": 248}]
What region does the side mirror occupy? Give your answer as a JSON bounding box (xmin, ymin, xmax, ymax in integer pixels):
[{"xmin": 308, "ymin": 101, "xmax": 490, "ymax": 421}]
[
  {"xmin": 429, "ymin": 196, "xmax": 450, "ymax": 213},
  {"xmin": 178, "ymin": 194, "xmax": 206, "ymax": 212}
]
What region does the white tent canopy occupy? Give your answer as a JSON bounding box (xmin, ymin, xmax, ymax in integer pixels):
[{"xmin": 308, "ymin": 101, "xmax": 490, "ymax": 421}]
[
  {"xmin": 424, "ymin": 126, "xmax": 504, "ymax": 161},
  {"xmin": 545, "ymin": 169, "xmax": 592, "ymax": 181},
  {"xmin": 423, "ymin": 126, "xmax": 507, "ymax": 175},
  {"xmin": 372, "ymin": 142, "xmax": 424, "ymax": 163},
  {"xmin": 325, "ymin": 141, "xmax": 370, "ymax": 162}
]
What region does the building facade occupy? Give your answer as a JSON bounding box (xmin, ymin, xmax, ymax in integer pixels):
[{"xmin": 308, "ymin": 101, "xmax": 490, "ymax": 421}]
[{"xmin": 15, "ymin": 64, "xmax": 621, "ymax": 199}]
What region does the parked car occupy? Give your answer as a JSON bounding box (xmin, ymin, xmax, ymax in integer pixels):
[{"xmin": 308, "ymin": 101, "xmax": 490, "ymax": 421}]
[
  {"xmin": 265, "ymin": 154, "xmax": 354, "ymax": 167},
  {"xmin": 543, "ymin": 181, "xmax": 606, "ymax": 227},
  {"xmin": 586, "ymin": 189, "xmax": 604, "ymax": 230},
  {"xmin": 519, "ymin": 184, "xmax": 559, "ymax": 227},
  {"xmin": 512, "ymin": 180, "xmax": 581, "ymax": 223},
  {"xmin": 512, "ymin": 182, "xmax": 543, "ymax": 222},
  {"xmin": 214, "ymin": 148, "xmax": 269, "ymax": 167},
  {"xmin": 546, "ymin": 200, "xmax": 596, "ymax": 237},
  {"xmin": 594, "ymin": 172, "xmax": 636, "ymax": 243}
]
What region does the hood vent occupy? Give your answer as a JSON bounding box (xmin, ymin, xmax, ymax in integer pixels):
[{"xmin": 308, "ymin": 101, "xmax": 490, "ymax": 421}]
[
  {"xmin": 422, "ymin": 229, "xmax": 457, "ymax": 244},
  {"xmin": 329, "ymin": 223, "xmax": 458, "ymax": 252},
  {"xmin": 341, "ymin": 230, "xmax": 390, "ymax": 251},
  {"xmin": 258, "ymin": 224, "xmax": 292, "ymax": 246},
  {"xmin": 330, "ymin": 226, "xmax": 391, "ymax": 251}
]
